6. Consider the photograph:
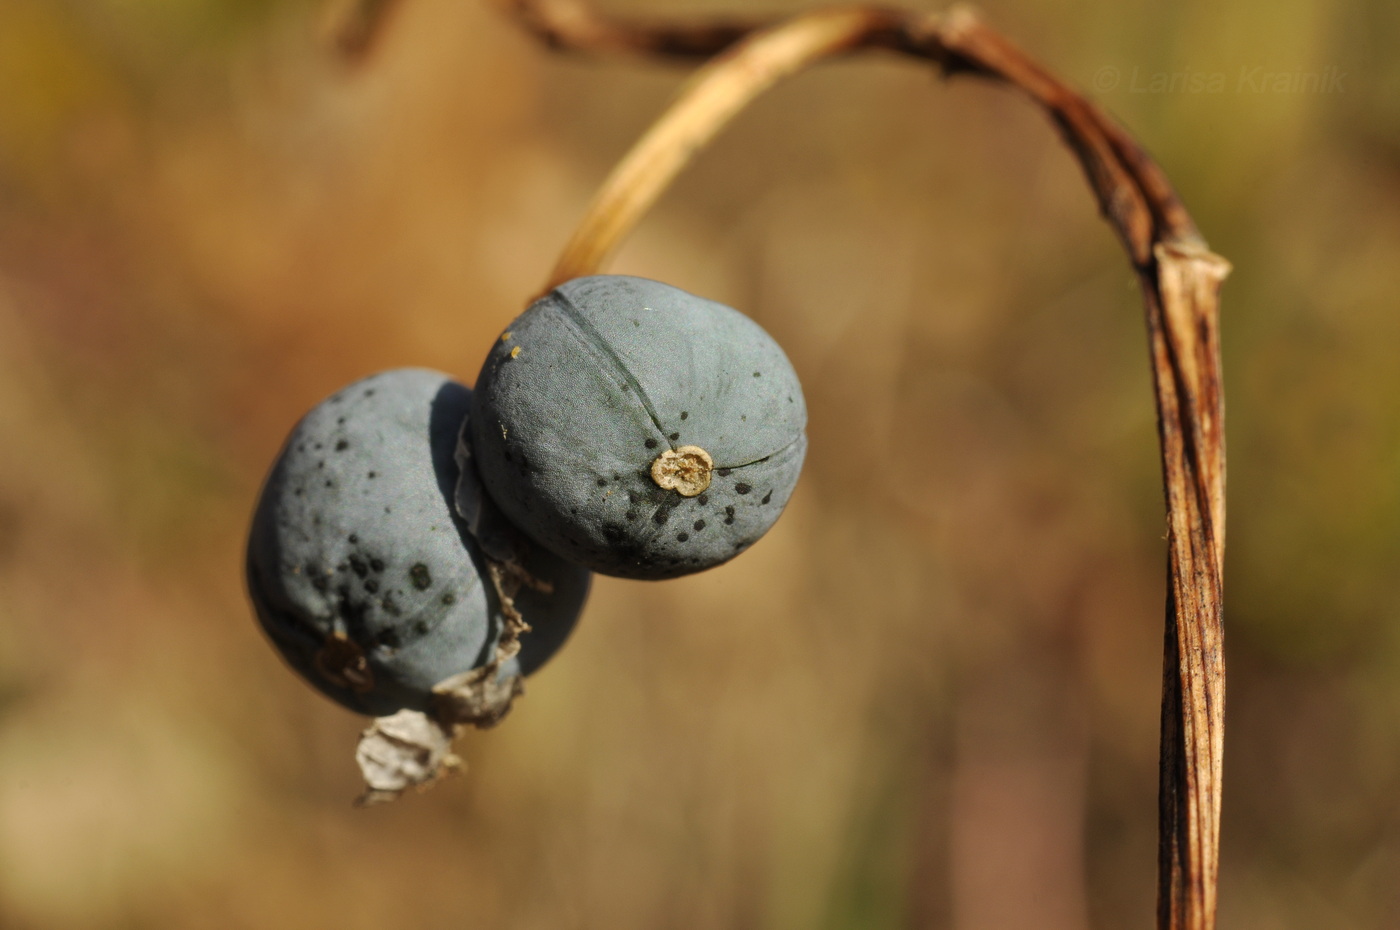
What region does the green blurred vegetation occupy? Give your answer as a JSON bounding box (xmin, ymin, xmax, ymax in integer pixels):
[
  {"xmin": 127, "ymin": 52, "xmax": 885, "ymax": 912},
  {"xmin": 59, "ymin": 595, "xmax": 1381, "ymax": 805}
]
[{"xmin": 1, "ymin": 0, "xmax": 1398, "ymax": 928}]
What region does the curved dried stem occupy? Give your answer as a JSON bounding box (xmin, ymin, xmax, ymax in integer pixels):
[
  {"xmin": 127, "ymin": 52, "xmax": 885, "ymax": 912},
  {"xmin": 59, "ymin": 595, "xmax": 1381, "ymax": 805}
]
[
  {"xmin": 545, "ymin": 6, "xmax": 903, "ymax": 289},
  {"xmin": 498, "ymin": 4, "xmax": 1230, "ymax": 929}
]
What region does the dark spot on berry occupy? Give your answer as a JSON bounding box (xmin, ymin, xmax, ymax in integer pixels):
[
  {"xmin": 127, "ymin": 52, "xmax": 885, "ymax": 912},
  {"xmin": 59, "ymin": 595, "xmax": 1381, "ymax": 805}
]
[
  {"xmin": 645, "ymin": 438, "xmax": 658, "ymax": 449},
  {"xmin": 365, "ymin": 579, "xmax": 379, "ymax": 594},
  {"xmin": 677, "ymin": 532, "xmax": 689, "ymax": 542},
  {"xmin": 653, "ymin": 508, "xmax": 671, "ymax": 526},
  {"xmin": 736, "ymin": 483, "xmax": 752, "ymax": 495},
  {"xmin": 370, "ymin": 558, "xmax": 384, "ymax": 572},
  {"xmin": 317, "ymin": 461, "xmax": 325, "ymax": 470},
  {"xmin": 753, "ymin": 371, "xmax": 761, "ymax": 378},
  {"xmin": 364, "ymin": 389, "xmax": 375, "ymax": 397},
  {"xmin": 382, "ymin": 593, "xmax": 402, "ymax": 617},
  {"xmin": 367, "ymin": 471, "xmax": 376, "ymax": 479},
  {"xmin": 597, "ymin": 478, "xmax": 608, "ymax": 487},
  {"xmin": 312, "ymin": 574, "xmax": 329, "ymax": 593},
  {"xmin": 335, "ymin": 440, "xmax": 348, "ymax": 451},
  {"xmin": 293, "ymin": 488, "xmax": 303, "ymax": 497},
  {"xmin": 324, "ymin": 480, "xmax": 334, "ymax": 488},
  {"xmin": 409, "ymin": 563, "xmax": 432, "ymax": 590},
  {"xmin": 669, "ymin": 432, "xmax": 679, "ymax": 441},
  {"xmin": 718, "ymin": 468, "xmax": 731, "ymax": 477},
  {"xmin": 697, "ymin": 492, "xmax": 709, "ymax": 506},
  {"xmin": 625, "ymin": 511, "xmax": 638, "ymax": 521},
  {"xmin": 680, "ymin": 411, "xmax": 688, "ymax": 420},
  {"xmin": 694, "ymin": 520, "xmax": 706, "ymax": 531},
  {"xmin": 413, "ymin": 620, "xmax": 429, "ymax": 635},
  {"xmin": 347, "ymin": 533, "xmax": 359, "ymax": 544},
  {"xmin": 735, "ymin": 541, "xmax": 746, "ymax": 549},
  {"xmin": 375, "ymin": 628, "xmax": 401, "ymax": 650},
  {"xmin": 314, "ymin": 443, "xmax": 323, "ymax": 451},
  {"xmin": 349, "ymin": 557, "xmax": 368, "ymax": 578},
  {"xmin": 337, "ymin": 417, "xmax": 345, "ymax": 425},
  {"xmin": 441, "ymin": 592, "xmax": 456, "ymax": 606},
  {"xmin": 762, "ymin": 491, "xmax": 773, "ymax": 504}
]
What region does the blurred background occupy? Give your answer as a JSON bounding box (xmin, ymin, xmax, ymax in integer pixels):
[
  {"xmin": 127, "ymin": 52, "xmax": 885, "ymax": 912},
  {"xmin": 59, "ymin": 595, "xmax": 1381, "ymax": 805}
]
[{"xmin": 1, "ymin": 0, "xmax": 1398, "ymax": 927}]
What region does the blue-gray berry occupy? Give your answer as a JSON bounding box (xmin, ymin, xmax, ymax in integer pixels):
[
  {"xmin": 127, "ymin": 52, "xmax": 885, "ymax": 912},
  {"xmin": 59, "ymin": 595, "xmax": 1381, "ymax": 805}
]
[
  {"xmin": 470, "ymin": 275, "xmax": 807, "ymax": 580},
  {"xmin": 246, "ymin": 368, "xmax": 591, "ymax": 717}
]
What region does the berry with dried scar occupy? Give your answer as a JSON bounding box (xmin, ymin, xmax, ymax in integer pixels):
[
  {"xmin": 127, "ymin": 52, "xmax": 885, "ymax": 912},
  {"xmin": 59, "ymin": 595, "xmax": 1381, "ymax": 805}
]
[{"xmin": 470, "ymin": 275, "xmax": 807, "ymax": 579}]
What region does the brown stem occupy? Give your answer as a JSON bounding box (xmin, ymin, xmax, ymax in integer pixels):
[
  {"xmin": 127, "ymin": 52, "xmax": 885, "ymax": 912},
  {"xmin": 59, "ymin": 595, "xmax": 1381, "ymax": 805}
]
[
  {"xmin": 497, "ymin": 3, "xmax": 1229, "ymax": 928},
  {"xmin": 545, "ymin": 6, "xmax": 903, "ymax": 289}
]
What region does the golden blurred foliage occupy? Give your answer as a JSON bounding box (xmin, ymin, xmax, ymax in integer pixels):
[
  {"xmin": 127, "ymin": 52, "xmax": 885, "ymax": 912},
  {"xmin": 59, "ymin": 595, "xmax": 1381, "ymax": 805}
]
[{"xmin": 1, "ymin": 0, "xmax": 1398, "ymax": 927}]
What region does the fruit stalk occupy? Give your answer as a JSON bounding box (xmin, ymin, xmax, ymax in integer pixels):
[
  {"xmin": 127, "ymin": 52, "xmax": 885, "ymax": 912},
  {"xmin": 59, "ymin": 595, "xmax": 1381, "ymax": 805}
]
[
  {"xmin": 542, "ymin": 5, "xmax": 903, "ymax": 290},
  {"xmin": 491, "ymin": 4, "xmax": 1229, "ymax": 929}
]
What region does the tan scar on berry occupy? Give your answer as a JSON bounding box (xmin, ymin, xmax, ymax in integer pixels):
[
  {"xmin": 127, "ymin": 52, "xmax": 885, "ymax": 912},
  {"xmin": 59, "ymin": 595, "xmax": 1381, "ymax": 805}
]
[{"xmin": 650, "ymin": 445, "xmax": 713, "ymax": 497}]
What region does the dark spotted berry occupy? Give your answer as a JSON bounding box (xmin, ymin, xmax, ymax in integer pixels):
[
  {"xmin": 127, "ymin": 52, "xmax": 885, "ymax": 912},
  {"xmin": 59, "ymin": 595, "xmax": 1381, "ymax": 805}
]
[
  {"xmin": 247, "ymin": 368, "xmax": 590, "ymax": 716},
  {"xmin": 470, "ymin": 275, "xmax": 806, "ymax": 580}
]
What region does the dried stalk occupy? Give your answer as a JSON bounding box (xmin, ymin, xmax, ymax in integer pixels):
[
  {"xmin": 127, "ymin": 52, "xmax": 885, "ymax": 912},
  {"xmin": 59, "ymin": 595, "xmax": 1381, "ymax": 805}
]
[
  {"xmin": 544, "ymin": 6, "xmax": 903, "ymax": 289},
  {"xmin": 496, "ymin": 3, "xmax": 1230, "ymax": 928}
]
